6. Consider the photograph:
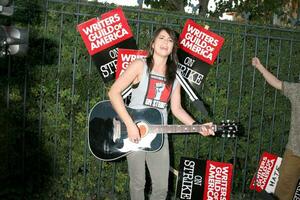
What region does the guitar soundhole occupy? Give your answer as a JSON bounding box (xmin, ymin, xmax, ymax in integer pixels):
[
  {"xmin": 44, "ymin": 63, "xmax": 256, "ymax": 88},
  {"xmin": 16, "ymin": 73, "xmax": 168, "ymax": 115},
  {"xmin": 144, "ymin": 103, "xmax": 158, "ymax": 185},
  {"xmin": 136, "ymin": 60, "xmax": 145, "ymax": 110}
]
[{"xmin": 137, "ymin": 122, "xmax": 148, "ymax": 138}]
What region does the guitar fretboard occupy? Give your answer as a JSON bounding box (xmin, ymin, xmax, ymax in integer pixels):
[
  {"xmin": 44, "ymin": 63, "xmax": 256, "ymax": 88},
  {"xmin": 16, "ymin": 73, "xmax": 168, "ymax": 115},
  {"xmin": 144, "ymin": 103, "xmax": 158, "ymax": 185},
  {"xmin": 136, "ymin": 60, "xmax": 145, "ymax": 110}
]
[{"xmin": 147, "ymin": 124, "xmax": 217, "ymax": 134}]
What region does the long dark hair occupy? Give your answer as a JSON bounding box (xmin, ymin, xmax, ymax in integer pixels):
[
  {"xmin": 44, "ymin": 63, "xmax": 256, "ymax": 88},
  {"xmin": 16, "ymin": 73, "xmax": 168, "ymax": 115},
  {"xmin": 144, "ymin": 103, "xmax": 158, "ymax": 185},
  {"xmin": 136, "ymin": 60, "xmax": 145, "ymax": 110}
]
[{"xmin": 146, "ymin": 27, "xmax": 178, "ymax": 86}]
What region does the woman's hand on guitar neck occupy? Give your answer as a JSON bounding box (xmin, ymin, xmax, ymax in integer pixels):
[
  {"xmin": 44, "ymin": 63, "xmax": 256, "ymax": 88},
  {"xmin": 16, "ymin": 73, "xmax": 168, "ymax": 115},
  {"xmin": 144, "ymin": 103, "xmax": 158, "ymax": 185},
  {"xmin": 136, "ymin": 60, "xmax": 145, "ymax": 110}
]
[
  {"xmin": 198, "ymin": 122, "xmax": 215, "ymax": 136},
  {"xmin": 126, "ymin": 122, "xmax": 141, "ymax": 143}
]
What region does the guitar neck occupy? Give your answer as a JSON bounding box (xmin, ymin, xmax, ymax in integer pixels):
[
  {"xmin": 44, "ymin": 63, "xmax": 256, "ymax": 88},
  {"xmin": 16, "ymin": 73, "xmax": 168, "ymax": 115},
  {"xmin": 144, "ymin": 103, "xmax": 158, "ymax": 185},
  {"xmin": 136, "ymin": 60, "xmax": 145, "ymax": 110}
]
[{"xmin": 147, "ymin": 124, "xmax": 217, "ymax": 134}]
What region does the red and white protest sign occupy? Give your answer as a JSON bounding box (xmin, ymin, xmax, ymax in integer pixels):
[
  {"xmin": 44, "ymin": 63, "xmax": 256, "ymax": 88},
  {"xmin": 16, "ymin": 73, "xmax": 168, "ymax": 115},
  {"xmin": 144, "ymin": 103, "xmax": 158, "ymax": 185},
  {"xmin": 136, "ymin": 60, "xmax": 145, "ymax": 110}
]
[
  {"xmin": 250, "ymin": 152, "xmax": 282, "ymax": 193},
  {"xmin": 77, "ymin": 7, "xmax": 137, "ymax": 82},
  {"xmin": 77, "ymin": 7, "xmax": 133, "ymax": 56},
  {"xmin": 203, "ymin": 160, "xmax": 233, "ymax": 200},
  {"xmin": 179, "ymin": 19, "xmax": 224, "ymax": 65},
  {"xmin": 116, "ymin": 49, "xmax": 148, "ymax": 79}
]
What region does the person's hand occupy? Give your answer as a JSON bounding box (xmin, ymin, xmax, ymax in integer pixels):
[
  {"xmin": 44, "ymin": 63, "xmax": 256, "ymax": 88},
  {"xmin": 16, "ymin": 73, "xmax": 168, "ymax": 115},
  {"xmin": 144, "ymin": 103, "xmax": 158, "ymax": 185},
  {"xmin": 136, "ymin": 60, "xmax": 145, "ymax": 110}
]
[
  {"xmin": 252, "ymin": 57, "xmax": 262, "ymax": 68},
  {"xmin": 198, "ymin": 122, "xmax": 215, "ymax": 136},
  {"xmin": 126, "ymin": 122, "xmax": 141, "ymax": 143}
]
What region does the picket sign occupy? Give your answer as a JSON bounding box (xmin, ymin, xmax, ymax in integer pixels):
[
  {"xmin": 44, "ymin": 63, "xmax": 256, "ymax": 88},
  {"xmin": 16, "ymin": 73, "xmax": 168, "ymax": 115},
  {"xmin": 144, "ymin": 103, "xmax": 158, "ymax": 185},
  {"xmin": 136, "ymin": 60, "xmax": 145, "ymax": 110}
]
[
  {"xmin": 77, "ymin": 7, "xmax": 137, "ymax": 82},
  {"xmin": 176, "ymin": 157, "xmax": 233, "ymax": 200},
  {"xmin": 250, "ymin": 152, "xmax": 282, "ymax": 193}
]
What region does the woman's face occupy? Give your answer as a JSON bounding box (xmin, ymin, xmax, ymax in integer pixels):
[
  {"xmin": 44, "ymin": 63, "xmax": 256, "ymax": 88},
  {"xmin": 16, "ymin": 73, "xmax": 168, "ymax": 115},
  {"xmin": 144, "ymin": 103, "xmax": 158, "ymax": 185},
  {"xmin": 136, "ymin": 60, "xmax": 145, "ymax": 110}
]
[{"xmin": 152, "ymin": 30, "xmax": 174, "ymax": 57}]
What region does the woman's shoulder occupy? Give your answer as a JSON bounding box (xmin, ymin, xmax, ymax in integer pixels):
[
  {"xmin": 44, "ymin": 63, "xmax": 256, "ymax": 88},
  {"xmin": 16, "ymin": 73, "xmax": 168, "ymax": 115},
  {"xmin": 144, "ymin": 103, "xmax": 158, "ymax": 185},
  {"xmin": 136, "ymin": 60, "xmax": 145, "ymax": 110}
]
[
  {"xmin": 130, "ymin": 58, "xmax": 147, "ymax": 71},
  {"xmin": 124, "ymin": 58, "xmax": 146, "ymax": 76},
  {"xmin": 131, "ymin": 58, "xmax": 147, "ymax": 66}
]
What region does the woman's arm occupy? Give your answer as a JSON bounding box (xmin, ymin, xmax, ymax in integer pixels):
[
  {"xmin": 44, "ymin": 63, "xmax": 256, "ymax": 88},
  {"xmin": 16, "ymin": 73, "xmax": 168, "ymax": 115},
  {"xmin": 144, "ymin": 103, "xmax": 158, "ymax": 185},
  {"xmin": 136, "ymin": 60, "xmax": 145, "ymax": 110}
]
[
  {"xmin": 108, "ymin": 59, "xmax": 144, "ymax": 143},
  {"xmin": 170, "ymin": 84, "xmax": 214, "ymax": 136},
  {"xmin": 252, "ymin": 57, "xmax": 283, "ymax": 90}
]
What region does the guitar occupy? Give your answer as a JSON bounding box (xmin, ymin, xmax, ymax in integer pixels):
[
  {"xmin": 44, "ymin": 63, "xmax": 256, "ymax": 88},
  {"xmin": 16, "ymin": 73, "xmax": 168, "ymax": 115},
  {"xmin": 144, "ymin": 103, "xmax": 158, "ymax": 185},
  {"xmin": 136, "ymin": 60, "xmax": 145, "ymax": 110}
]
[{"xmin": 88, "ymin": 100, "xmax": 239, "ymax": 161}]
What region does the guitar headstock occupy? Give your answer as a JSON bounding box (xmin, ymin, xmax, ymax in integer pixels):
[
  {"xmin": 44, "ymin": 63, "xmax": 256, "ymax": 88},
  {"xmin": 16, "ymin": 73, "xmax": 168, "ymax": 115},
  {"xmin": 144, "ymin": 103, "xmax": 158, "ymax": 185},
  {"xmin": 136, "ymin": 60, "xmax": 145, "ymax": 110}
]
[{"xmin": 215, "ymin": 120, "xmax": 240, "ymax": 138}]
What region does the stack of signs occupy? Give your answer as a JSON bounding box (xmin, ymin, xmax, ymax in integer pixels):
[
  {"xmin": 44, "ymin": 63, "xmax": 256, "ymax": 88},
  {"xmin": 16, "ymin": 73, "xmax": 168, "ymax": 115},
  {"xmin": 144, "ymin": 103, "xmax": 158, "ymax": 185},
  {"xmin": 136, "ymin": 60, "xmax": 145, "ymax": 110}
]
[
  {"xmin": 176, "ymin": 157, "xmax": 233, "ymax": 200},
  {"xmin": 115, "ymin": 48, "xmax": 148, "ymax": 98},
  {"xmin": 249, "ymin": 152, "xmax": 282, "ymax": 193},
  {"xmin": 77, "ymin": 7, "xmax": 137, "ymax": 82}
]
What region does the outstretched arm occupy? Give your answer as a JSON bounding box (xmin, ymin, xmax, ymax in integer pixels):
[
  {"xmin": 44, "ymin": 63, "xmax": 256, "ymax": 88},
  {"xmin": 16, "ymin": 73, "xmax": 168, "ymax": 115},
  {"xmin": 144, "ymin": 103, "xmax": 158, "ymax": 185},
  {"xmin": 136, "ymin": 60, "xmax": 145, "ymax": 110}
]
[
  {"xmin": 170, "ymin": 84, "xmax": 214, "ymax": 136},
  {"xmin": 252, "ymin": 57, "xmax": 282, "ymax": 90}
]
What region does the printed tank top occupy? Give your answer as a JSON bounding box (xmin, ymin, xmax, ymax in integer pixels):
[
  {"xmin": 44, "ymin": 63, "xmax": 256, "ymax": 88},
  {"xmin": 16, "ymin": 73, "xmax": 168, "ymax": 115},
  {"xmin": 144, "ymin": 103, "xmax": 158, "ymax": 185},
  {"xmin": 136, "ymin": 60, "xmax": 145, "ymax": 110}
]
[{"xmin": 128, "ymin": 60, "xmax": 178, "ymax": 124}]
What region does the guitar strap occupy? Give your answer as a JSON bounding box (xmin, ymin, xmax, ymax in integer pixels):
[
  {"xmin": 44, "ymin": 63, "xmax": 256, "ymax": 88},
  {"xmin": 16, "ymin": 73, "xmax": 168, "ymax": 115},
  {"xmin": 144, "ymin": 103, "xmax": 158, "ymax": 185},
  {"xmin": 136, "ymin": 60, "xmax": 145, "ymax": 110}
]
[
  {"xmin": 121, "ymin": 84, "xmax": 132, "ymax": 99},
  {"xmin": 175, "ymin": 71, "xmax": 208, "ymax": 117}
]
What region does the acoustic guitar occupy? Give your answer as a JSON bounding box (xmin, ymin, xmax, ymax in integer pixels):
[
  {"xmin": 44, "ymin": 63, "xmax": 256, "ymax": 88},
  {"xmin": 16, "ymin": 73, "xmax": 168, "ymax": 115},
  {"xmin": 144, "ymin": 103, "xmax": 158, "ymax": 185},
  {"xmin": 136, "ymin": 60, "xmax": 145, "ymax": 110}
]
[{"xmin": 88, "ymin": 100, "xmax": 239, "ymax": 161}]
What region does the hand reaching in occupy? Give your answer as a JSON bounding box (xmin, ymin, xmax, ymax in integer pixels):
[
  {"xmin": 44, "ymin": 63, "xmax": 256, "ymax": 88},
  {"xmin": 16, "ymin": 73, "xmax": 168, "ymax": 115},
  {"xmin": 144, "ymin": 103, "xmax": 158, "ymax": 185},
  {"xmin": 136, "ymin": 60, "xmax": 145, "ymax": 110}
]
[{"xmin": 252, "ymin": 57, "xmax": 262, "ymax": 68}]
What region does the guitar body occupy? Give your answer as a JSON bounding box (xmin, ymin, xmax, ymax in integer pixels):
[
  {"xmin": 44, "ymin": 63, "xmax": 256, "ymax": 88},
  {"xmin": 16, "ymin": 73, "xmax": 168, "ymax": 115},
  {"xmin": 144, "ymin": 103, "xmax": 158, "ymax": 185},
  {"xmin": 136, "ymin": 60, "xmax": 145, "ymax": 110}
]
[{"xmin": 88, "ymin": 100, "xmax": 164, "ymax": 161}]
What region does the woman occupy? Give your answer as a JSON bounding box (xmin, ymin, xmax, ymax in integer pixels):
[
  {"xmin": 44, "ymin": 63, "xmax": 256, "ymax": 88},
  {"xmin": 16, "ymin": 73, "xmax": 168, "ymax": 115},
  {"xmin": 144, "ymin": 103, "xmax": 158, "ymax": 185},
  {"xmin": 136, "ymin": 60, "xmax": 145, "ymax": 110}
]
[{"xmin": 108, "ymin": 27, "xmax": 214, "ymax": 200}]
